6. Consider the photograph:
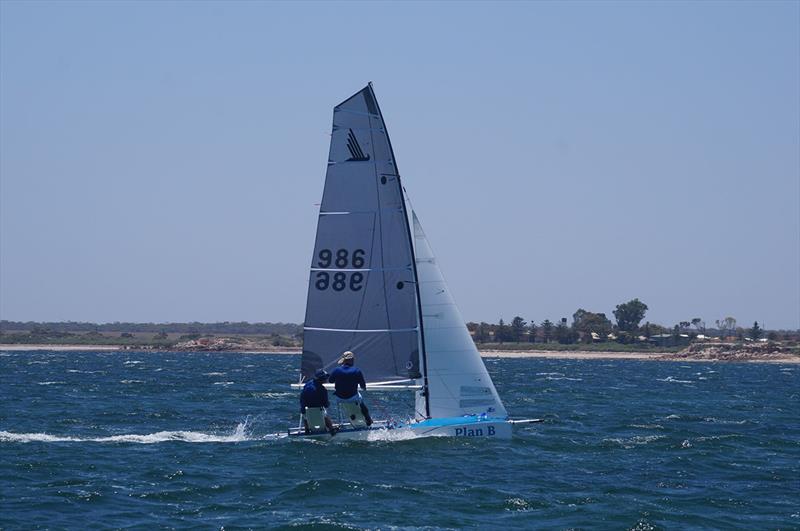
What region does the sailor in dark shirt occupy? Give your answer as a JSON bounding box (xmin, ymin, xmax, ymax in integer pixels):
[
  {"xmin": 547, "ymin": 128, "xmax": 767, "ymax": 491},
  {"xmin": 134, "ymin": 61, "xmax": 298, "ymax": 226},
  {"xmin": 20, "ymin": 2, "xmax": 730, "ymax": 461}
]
[
  {"xmin": 328, "ymin": 351, "xmax": 373, "ymax": 425},
  {"xmin": 299, "ymin": 369, "xmax": 336, "ymax": 434}
]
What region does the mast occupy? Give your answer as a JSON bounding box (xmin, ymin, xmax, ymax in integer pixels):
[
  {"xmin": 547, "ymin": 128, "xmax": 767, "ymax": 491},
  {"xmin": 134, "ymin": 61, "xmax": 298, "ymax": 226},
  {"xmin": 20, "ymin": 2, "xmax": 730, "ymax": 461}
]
[{"xmin": 366, "ymin": 83, "xmax": 430, "ymax": 419}]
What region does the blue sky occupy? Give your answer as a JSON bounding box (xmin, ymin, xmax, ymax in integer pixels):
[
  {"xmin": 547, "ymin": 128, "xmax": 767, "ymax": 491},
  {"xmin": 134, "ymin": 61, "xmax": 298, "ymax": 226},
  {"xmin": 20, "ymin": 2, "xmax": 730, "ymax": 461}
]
[{"xmin": 1, "ymin": 1, "xmax": 798, "ymax": 329}]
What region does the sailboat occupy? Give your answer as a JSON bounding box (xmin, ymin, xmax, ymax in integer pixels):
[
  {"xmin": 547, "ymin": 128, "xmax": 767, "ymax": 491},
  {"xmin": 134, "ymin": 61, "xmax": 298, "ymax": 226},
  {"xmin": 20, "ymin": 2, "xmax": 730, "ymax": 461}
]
[{"xmin": 289, "ymin": 84, "xmax": 539, "ymax": 440}]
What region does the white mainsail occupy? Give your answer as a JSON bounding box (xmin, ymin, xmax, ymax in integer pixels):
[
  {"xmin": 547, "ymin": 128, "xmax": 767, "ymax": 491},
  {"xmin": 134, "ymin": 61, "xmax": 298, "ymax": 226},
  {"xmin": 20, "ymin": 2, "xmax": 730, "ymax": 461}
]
[
  {"xmin": 301, "ymin": 84, "xmax": 421, "ymax": 385},
  {"xmin": 411, "ymin": 211, "xmax": 507, "ymax": 419}
]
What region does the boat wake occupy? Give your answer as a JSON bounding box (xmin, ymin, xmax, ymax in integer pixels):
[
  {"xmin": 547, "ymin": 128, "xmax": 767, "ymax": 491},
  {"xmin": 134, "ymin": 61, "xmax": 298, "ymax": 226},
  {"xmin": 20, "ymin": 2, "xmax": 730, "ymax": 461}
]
[
  {"xmin": 1, "ymin": 417, "xmax": 428, "ymax": 445},
  {"xmin": 363, "ymin": 426, "xmax": 420, "ymax": 442},
  {"xmin": 0, "ymin": 421, "xmax": 257, "ymax": 444}
]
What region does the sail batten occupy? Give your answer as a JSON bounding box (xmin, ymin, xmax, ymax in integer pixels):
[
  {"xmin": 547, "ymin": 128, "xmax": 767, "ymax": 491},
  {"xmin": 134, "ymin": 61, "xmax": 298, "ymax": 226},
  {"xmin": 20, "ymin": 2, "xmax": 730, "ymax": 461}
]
[
  {"xmin": 319, "ymin": 209, "xmax": 405, "ymax": 215},
  {"xmin": 309, "ymin": 266, "xmax": 411, "ymax": 273},
  {"xmin": 304, "ymin": 327, "xmax": 419, "ymax": 333}
]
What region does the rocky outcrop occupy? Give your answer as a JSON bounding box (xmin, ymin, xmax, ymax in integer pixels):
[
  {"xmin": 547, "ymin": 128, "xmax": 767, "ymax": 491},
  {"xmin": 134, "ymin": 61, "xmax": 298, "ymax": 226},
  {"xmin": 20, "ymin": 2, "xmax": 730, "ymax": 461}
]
[
  {"xmin": 172, "ymin": 337, "xmax": 298, "ymax": 352},
  {"xmin": 661, "ymin": 342, "xmax": 799, "ymax": 362}
]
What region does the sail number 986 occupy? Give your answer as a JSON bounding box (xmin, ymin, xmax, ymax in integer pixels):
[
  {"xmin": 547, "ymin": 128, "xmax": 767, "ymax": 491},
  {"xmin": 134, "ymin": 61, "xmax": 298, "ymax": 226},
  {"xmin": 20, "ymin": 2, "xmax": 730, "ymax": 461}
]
[{"xmin": 315, "ymin": 248, "xmax": 366, "ymax": 292}]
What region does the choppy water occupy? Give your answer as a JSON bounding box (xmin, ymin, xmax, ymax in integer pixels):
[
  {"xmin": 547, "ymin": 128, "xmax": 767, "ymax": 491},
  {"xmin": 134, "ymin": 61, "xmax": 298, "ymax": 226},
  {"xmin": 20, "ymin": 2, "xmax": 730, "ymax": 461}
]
[{"xmin": 1, "ymin": 351, "xmax": 798, "ymax": 529}]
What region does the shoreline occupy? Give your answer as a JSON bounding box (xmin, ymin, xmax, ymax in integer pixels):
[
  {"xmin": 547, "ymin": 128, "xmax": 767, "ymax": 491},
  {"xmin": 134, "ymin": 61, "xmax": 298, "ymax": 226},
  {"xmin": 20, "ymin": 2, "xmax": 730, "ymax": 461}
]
[
  {"xmin": 481, "ymin": 349, "xmax": 799, "ymax": 364},
  {"xmin": 481, "ymin": 349, "xmax": 666, "ymax": 360},
  {"xmin": 2, "ymin": 344, "xmax": 797, "ymax": 364}
]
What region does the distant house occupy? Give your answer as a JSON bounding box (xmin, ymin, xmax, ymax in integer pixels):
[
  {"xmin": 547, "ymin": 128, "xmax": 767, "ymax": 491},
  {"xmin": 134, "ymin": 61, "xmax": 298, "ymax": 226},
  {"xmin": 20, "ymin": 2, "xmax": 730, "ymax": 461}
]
[
  {"xmin": 649, "ymin": 333, "xmax": 690, "ymax": 347},
  {"xmin": 649, "ymin": 333, "xmax": 671, "ymax": 345}
]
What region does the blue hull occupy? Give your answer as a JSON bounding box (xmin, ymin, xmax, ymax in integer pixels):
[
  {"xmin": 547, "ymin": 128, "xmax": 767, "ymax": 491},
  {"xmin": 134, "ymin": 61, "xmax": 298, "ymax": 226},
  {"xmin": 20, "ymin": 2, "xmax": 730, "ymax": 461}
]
[{"xmin": 287, "ymin": 416, "xmax": 523, "ymax": 440}]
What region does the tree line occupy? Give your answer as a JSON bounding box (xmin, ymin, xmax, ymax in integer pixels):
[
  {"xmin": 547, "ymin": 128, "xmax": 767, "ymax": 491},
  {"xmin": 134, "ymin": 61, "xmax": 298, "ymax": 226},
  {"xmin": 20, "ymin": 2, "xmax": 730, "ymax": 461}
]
[
  {"xmin": 467, "ymin": 299, "xmax": 795, "ymax": 345},
  {"xmin": 2, "ymin": 303, "xmax": 795, "ymax": 347}
]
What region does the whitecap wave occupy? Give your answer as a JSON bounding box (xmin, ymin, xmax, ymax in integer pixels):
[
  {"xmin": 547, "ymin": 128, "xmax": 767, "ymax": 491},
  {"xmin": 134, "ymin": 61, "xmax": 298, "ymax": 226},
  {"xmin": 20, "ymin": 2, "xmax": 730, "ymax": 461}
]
[
  {"xmin": 695, "ymin": 434, "xmax": 743, "ymax": 442},
  {"xmin": 37, "ymin": 381, "xmax": 65, "ymax": 385},
  {"xmin": 604, "ymin": 434, "xmax": 666, "ymax": 448},
  {"xmin": 253, "ymin": 392, "xmax": 293, "ymax": 399},
  {"xmin": 657, "ymin": 376, "xmax": 693, "ymax": 384},
  {"xmin": 703, "ymin": 417, "xmax": 747, "ymax": 425}
]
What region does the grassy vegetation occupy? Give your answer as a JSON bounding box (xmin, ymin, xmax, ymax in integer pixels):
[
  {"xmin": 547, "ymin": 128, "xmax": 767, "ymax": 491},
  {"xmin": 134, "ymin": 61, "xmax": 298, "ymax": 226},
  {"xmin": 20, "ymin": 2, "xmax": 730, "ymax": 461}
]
[
  {"xmin": 0, "ymin": 329, "xmax": 176, "ymax": 347},
  {"xmin": 0, "ymin": 328, "xmax": 300, "ymax": 349},
  {"xmin": 0, "ymin": 320, "xmax": 304, "ymax": 349}
]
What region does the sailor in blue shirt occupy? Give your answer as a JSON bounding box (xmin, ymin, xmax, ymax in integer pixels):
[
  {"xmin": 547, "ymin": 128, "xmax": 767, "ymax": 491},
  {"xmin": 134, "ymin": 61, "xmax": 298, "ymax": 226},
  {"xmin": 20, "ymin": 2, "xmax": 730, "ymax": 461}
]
[
  {"xmin": 328, "ymin": 351, "xmax": 373, "ymax": 426},
  {"xmin": 300, "ymin": 369, "xmax": 336, "ymax": 434}
]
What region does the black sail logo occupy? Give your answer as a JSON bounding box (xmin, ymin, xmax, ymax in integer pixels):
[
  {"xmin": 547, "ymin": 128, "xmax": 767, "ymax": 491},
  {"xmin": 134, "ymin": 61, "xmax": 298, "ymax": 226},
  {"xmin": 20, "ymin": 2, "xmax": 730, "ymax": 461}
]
[{"xmin": 346, "ymin": 129, "xmax": 370, "ymax": 161}]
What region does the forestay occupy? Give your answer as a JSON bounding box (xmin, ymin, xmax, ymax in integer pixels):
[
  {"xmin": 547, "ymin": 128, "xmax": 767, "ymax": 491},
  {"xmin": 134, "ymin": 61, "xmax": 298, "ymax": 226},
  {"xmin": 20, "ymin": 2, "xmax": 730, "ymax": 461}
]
[
  {"xmin": 301, "ymin": 85, "xmax": 422, "ymax": 384},
  {"xmin": 412, "ymin": 211, "xmax": 507, "ymax": 419}
]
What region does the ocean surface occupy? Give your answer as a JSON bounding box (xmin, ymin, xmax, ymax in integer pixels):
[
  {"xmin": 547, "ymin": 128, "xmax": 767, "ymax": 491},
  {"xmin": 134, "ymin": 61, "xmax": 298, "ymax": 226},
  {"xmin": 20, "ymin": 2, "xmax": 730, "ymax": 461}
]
[{"xmin": 1, "ymin": 351, "xmax": 798, "ymax": 529}]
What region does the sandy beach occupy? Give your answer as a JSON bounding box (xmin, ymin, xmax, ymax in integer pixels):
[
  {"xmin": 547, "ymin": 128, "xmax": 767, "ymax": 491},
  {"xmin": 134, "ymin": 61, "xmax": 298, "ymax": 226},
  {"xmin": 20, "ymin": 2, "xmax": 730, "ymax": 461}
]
[
  {"xmin": 480, "ymin": 349, "xmax": 665, "ymax": 360},
  {"xmin": 0, "ymin": 345, "xmax": 309, "ymax": 357},
  {"xmin": 481, "ymin": 349, "xmax": 799, "ymax": 364},
  {"xmin": 0, "ymin": 344, "xmax": 124, "ymax": 351}
]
